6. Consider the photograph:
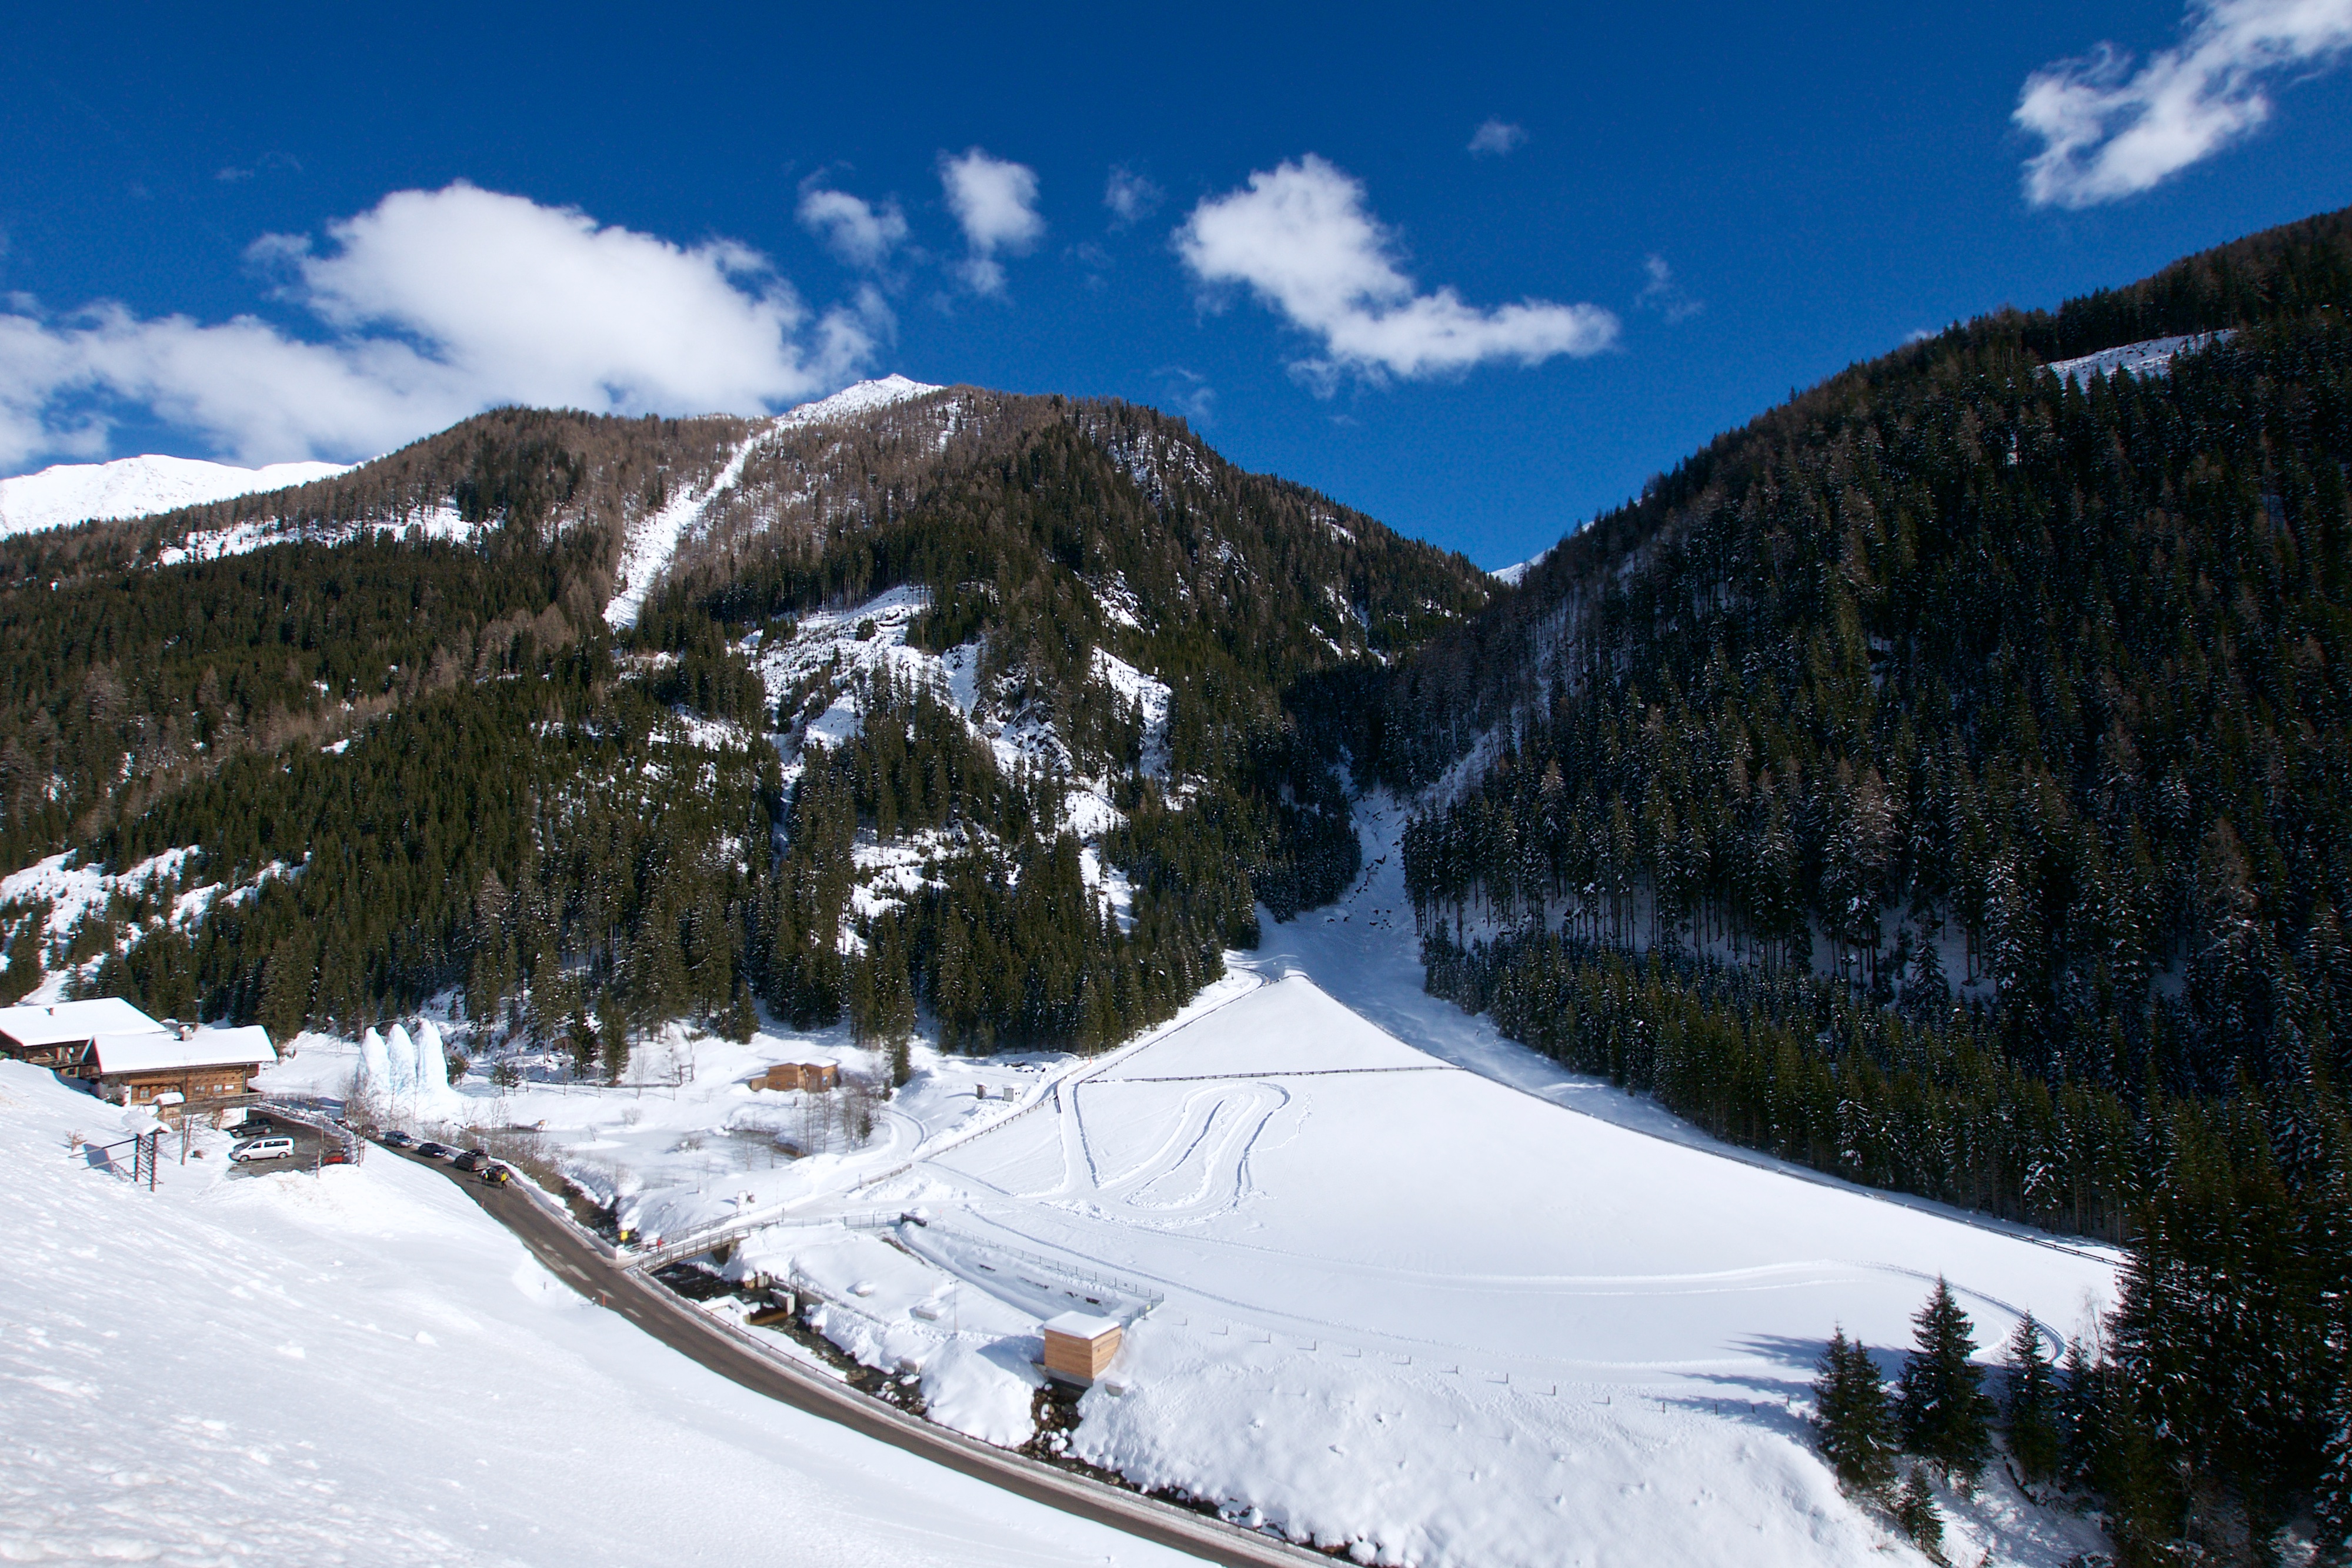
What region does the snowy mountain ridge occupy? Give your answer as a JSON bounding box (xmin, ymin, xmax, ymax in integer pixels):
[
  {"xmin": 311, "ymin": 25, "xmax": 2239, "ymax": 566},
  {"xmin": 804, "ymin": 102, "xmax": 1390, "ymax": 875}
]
[{"xmin": 0, "ymin": 452, "xmax": 351, "ymax": 539}]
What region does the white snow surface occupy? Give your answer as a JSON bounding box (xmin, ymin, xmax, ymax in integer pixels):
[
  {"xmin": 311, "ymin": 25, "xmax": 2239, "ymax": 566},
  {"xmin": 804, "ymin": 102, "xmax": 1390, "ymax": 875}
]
[
  {"xmin": 0, "ymin": 453, "xmax": 349, "ymax": 539},
  {"xmin": 1489, "ymin": 546, "xmax": 1551, "ymax": 585},
  {"xmin": 603, "ymin": 427, "xmax": 768, "ymax": 630},
  {"xmin": 603, "ymin": 379, "xmax": 945, "ymax": 630},
  {"xmin": 773, "ymin": 373, "xmax": 943, "ymax": 430},
  {"xmin": 2044, "ymin": 330, "xmax": 2234, "ymax": 383},
  {"xmin": 716, "ymin": 797, "xmax": 2119, "ymax": 1566},
  {"xmin": 156, "ymin": 503, "xmax": 484, "ymax": 566},
  {"xmin": 0, "ymin": 1059, "xmax": 1194, "ymax": 1568},
  {"xmin": 326, "ymin": 793, "xmax": 2128, "ymax": 1564}
]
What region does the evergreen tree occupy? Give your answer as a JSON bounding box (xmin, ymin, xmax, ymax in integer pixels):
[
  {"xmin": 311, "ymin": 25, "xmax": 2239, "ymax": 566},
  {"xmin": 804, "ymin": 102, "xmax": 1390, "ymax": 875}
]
[
  {"xmin": 2317, "ymin": 1378, "xmax": 2352, "ymax": 1567},
  {"xmin": 1814, "ymin": 1327, "xmax": 1897, "ymax": 1497},
  {"xmin": 2001, "ymin": 1315, "xmax": 2063, "ymax": 1486},
  {"xmin": 598, "ymin": 1006, "xmax": 630, "ymax": 1085},
  {"xmin": 721, "ymin": 983, "xmax": 758, "ymax": 1045},
  {"xmin": 1897, "ymin": 1277, "xmax": 1994, "ymax": 1486},
  {"xmin": 1892, "ymin": 1466, "xmax": 1944, "ymax": 1559}
]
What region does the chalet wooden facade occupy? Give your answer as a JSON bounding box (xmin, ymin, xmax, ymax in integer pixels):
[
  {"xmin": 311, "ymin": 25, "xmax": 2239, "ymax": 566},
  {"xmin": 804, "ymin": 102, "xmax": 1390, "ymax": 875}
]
[{"xmin": 0, "ymin": 1000, "xmax": 275, "ymax": 1115}]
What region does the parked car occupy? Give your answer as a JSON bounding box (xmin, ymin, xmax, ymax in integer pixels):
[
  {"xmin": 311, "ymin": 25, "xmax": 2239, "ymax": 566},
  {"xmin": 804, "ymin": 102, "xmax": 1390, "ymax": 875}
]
[
  {"xmin": 453, "ymin": 1149, "xmax": 489, "ymax": 1172},
  {"xmin": 381, "ymin": 1130, "xmax": 418, "ymax": 1149},
  {"xmin": 227, "ymin": 1118, "xmax": 273, "ymax": 1140},
  {"xmin": 231, "ymin": 1136, "xmax": 296, "ymax": 1163},
  {"xmin": 415, "ymin": 1140, "xmax": 458, "ymax": 1160},
  {"xmin": 321, "ymin": 1146, "xmax": 353, "ymax": 1166}
]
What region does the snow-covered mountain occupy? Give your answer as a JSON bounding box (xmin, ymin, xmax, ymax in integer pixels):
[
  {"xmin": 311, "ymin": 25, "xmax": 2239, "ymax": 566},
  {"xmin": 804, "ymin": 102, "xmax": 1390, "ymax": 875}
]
[{"xmin": 0, "ymin": 452, "xmax": 350, "ymax": 538}]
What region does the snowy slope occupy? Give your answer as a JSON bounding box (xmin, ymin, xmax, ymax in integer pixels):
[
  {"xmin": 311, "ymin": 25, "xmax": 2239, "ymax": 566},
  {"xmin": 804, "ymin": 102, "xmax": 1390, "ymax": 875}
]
[
  {"xmin": 773, "ymin": 372, "xmax": 943, "ymax": 430},
  {"xmin": 239, "ymin": 794, "xmax": 2120, "ymax": 1563},
  {"xmin": 603, "ymin": 376, "xmax": 945, "ymax": 629},
  {"xmin": 0, "ymin": 1060, "xmax": 1192, "ymax": 1568},
  {"xmin": 0, "ymin": 453, "xmax": 349, "ymax": 539},
  {"xmin": 710, "ymin": 798, "xmax": 2120, "ymax": 1566},
  {"xmin": 2043, "ymin": 331, "xmax": 2234, "ymax": 383},
  {"xmin": 603, "ymin": 426, "xmax": 769, "ymax": 629}
]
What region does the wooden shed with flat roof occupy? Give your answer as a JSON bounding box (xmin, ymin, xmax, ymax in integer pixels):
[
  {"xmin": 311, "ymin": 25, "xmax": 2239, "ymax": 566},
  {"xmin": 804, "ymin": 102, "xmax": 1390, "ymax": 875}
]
[
  {"xmin": 1040, "ymin": 1311, "xmax": 1123, "ymax": 1384},
  {"xmin": 750, "ymin": 1062, "xmax": 838, "ymax": 1092}
]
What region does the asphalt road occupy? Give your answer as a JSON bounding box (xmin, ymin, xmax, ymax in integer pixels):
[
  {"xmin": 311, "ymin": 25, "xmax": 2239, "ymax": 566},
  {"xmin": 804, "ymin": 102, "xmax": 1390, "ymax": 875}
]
[
  {"xmin": 223, "ymin": 1115, "xmax": 327, "ymax": 1176},
  {"xmin": 382, "ymin": 1144, "xmax": 1323, "ymax": 1568}
]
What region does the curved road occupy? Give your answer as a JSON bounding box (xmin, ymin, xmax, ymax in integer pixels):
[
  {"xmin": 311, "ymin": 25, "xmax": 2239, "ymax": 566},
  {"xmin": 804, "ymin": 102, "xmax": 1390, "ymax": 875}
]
[{"xmin": 388, "ymin": 1147, "xmax": 1323, "ymax": 1568}]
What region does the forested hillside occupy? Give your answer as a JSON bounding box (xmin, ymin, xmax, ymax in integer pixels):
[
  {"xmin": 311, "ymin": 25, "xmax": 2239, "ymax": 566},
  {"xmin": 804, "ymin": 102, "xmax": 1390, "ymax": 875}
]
[
  {"xmin": 0, "ymin": 385, "xmax": 1489, "ymax": 1063},
  {"xmin": 1382, "ymin": 207, "xmax": 2352, "ymax": 1557}
]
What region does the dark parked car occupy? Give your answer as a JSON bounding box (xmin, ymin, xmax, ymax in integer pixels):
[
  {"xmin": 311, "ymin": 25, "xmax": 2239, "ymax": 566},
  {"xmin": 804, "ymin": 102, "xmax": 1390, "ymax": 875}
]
[
  {"xmin": 228, "ymin": 1118, "xmax": 273, "ymax": 1140},
  {"xmin": 453, "ymin": 1149, "xmax": 489, "ymax": 1172},
  {"xmin": 381, "ymin": 1130, "xmax": 418, "ymax": 1149},
  {"xmin": 415, "ymin": 1140, "xmax": 458, "ymax": 1160}
]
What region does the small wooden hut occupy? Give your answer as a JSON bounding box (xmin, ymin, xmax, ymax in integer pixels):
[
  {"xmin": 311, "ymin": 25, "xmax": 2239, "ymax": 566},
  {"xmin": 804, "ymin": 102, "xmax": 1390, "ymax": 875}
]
[
  {"xmin": 1040, "ymin": 1311, "xmax": 1123, "ymax": 1384},
  {"xmin": 750, "ymin": 1062, "xmax": 838, "ymax": 1092}
]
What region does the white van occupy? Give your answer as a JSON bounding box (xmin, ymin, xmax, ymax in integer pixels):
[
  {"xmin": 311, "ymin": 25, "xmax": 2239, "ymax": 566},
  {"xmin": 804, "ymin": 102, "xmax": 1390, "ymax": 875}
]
[{"xmin": 232, "ymin": 1136, "xmax": 296, "ymax": 1162}]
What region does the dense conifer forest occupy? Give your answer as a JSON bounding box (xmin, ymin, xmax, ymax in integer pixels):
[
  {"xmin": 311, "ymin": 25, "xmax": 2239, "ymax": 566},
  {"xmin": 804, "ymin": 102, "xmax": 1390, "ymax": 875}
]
[{"xmin": 1386, "ymin": 208, "xmax": 2352, "ymax": 1558}]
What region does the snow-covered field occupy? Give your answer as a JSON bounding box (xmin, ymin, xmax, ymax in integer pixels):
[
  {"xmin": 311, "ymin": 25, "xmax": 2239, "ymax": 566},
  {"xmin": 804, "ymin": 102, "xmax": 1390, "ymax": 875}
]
[
  {"xmin": 246, "ymin": 793, "xmax": 2124, "ymax": 1566},
  {"xmin": 0, "ymin": 1059, "xmax": 1199, "ymax": 1568},
  {"xmin": 0, "ymin": 453, "xmax": 349, "ymax": 538}
]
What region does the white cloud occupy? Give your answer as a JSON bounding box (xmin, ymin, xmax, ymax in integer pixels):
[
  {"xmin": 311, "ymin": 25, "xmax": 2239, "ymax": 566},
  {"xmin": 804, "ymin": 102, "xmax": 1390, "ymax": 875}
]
[
  {"xmin": 1467, "ymin": 118, "xmax": 1527, "ymax": 156},
  {"xmin": 939, "ymin": 148, "xmax": 1043, "ymax": 295},
  {"xmin": 1636, "ymin": 254, "xmax": 1703, "ymax": 323},
  {"xmin": 0, "ymin": 182, "xmax": 879, "ymax": 468},
  {"xmin": 1175, "ymin": 155, "xmax": 1617, "ymax": 389},
  {"xmin": 1153, "ymin": 365, "xmax": 1216, "ymax": 425},
  {"xmin": 2017, "ymin": 0, "xmax": 2352, "ymax": 207},
  {"xmin": 1104, "ymin": 166, "xmax": 1162, "ymax": 228},
  {"xmin": 797, "ymin": 184, "xmax": 909, "ymax": 270}
]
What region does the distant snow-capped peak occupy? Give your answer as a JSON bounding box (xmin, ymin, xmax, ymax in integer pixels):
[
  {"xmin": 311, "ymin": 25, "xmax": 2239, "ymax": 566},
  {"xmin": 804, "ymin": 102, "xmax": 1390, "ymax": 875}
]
[
  {"xmin": 776, "ymin": 374, "xmax": 945, "ymax": 429},
  {"xmin": 0, "ymin": 453, "xmax": 351, "ymax": 541}
]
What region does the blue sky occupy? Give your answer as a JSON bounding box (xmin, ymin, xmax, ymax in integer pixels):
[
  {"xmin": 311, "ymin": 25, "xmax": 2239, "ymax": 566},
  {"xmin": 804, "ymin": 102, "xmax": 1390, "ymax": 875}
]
[{"xmin": 4, "ymin": 1, "xmax": 2349, "ymax": 568}]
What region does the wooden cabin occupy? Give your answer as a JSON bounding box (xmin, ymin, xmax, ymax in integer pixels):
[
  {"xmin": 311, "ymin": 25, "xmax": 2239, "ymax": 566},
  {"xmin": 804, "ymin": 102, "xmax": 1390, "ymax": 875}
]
[
  {"xmin": 750, "ymin": 1062, "xmax": 839, "ymax": 1092},
  {"xmin": 0, "ymin": 997, "xmax": 174, "ymax": 1069},
  {"xmin": 1040, "ymin": 1311, "xmax": 1123, "ymax": 1384},
  {"xmin": 0, "ymin": 1000, "xmax": 274, "ymax": 1115},
  {"xmin": 88, "ymin": 1026, "xmax": 278, "ymax": 1113}
]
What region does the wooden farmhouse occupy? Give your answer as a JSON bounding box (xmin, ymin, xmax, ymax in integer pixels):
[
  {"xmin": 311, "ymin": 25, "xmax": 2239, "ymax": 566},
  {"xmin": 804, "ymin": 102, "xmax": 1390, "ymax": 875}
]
[
  {"xmin": 0, "ymin": 999, "xmax": 275, "ymax": 1115},
  {"xmin": 0, "ymin": 997, "xmax": 169, "ymax": 1069},
  {"xmin": 750, "ymin": 1061, "xmax": 839, "ymax": 1092},
  {"xmin": 1040, "ymin": 1311, "xmax": 1123, "ymax": 1385}
]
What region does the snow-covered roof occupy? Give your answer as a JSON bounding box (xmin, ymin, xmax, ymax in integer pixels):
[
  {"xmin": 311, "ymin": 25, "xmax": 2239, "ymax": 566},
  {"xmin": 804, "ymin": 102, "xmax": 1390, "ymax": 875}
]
[
  {"xmin": 0, "ymin": 997, "xmax": 169, "ymax": 1048},
  {"xmin": 1041, "ymin": 1310, "xmax": 1121, "ymax": 1342},
  {"xmin": 91, "ymin": 1026, "xmax": 275, "ymax": 1075}
]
